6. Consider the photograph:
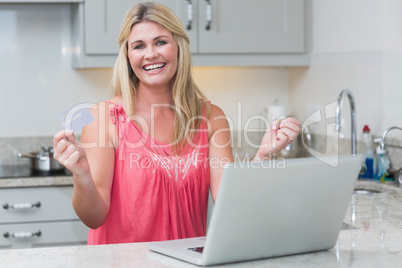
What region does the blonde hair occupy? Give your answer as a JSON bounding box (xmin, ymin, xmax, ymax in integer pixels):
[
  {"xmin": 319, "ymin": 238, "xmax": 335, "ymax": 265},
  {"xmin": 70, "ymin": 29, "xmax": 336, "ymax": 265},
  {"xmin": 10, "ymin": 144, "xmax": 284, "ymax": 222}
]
[{"xmin": 111, "ymin": 2, "xmax": 209, "ymax": 148}]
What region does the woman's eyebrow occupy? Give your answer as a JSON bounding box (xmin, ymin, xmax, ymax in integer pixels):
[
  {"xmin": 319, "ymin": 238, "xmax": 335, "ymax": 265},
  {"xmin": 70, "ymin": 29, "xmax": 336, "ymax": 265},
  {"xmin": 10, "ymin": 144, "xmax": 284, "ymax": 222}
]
[{"xmin": 130, "ymin": 40, "xmax": 142, "ymax": 45}]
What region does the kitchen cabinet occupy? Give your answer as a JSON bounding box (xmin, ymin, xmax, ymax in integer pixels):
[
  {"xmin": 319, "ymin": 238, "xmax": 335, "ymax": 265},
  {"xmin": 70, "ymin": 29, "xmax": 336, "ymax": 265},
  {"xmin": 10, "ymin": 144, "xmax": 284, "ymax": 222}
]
[
  {"xmin": 72, "ymin": 0, "xmax": 310, "ymax": 68},
  {"xmin": 0, "ymin": 186, "xmax": 88, "ymax": 249},
  {"xmin": 196, "ymin": 0, "xmax": 305, "ymax": 54}
]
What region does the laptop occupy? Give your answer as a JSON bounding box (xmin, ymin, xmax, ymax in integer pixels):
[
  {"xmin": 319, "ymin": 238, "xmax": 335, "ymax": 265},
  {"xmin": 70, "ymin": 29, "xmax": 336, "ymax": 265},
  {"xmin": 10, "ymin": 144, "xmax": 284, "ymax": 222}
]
[{"xmin": 147, "ymin": 154, "xmax": 363, "ymax": 266}]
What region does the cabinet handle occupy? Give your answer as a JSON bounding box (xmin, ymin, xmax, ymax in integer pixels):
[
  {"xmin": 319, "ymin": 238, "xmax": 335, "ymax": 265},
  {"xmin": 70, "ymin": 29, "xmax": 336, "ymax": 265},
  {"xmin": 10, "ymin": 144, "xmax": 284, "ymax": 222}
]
[
  {"xmin": 3, "ymin": 230, "xmax": 42, "ymax": 239},
  {"xmin": 3, "ymin": 201, "xmax": 41, "ymax": 210},
  {"xmin": 205, "ymin": 0, "xmax": 212, "ymax": 30},
  {"xmin": 186, "ymin": 0, "xmax": 193, "ymax": 30}
]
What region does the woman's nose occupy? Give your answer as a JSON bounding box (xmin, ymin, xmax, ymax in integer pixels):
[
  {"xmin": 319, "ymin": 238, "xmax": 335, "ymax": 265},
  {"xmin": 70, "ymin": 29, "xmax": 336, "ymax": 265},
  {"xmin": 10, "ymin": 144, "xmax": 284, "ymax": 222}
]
[{"xmin": 145, "ymin": 46, "xmax": 157, "ymax": 59}]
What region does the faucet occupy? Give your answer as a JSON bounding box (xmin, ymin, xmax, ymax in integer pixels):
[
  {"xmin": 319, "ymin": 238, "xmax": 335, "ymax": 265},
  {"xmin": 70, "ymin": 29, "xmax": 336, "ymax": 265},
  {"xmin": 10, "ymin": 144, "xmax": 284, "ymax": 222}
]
[
  {"xmin": 335, "ymin": 89, "xmax": 357, "ymax": 155},
  {"xmin": 379, "ymin": 126, "xmax": 402, "ymax": 150}
]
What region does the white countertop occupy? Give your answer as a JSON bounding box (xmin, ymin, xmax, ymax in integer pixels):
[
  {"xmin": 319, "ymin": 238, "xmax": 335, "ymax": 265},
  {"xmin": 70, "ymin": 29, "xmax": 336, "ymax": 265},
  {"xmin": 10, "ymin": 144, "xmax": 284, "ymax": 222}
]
[{"xmin": 0, "ymin": 180, "xmax": 401, "ymax": 267}]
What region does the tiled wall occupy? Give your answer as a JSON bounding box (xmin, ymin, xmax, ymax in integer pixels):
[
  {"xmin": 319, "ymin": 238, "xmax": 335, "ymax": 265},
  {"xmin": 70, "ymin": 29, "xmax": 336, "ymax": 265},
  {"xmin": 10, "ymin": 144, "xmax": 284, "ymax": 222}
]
[{"xmin": 0, "ymin": 136, "xmax": 53, "ymax": 166}]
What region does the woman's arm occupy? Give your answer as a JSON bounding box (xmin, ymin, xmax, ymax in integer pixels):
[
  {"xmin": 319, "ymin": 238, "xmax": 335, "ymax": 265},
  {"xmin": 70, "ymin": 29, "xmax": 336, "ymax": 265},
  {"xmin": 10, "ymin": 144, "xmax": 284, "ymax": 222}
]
[
  {"xmin": 208, "ymin": 104, "xmax": 234, "ymax": 202},
  {"xmin": 53, "ymin": 102, "xmax": 115, "ymax": 229}
]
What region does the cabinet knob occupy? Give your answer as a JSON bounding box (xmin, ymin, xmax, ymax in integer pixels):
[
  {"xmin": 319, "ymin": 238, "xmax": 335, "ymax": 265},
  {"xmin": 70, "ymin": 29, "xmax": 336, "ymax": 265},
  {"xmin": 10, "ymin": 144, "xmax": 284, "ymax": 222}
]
[
  {"xmin": 3, "ymin": 201, "xmax": 41, "ymax": 210},
  {"xmin": 3, "ymin": 230, "xmax": 42, "ymax": 239}
]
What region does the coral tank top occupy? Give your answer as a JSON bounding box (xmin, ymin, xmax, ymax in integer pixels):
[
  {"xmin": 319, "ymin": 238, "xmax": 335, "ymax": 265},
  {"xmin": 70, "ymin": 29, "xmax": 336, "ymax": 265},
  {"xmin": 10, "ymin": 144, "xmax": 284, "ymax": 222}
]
[{"xmin": 87, "ymin": 102, "xmax": 210, "ymax": 245}]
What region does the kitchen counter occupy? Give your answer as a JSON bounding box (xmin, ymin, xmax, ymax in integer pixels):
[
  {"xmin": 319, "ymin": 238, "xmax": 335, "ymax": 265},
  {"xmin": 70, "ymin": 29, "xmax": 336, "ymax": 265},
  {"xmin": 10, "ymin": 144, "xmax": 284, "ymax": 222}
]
[
  {"xmin": 0, "ymin": 165, "xmax": 73, "ymax": 188},
  {"xmin": 0, "ymin": 180, "xmax": 401, "ymax": 267},
  {"xmin": 0, "ymin": 176, "xmax": 73, "ymax": 188}
]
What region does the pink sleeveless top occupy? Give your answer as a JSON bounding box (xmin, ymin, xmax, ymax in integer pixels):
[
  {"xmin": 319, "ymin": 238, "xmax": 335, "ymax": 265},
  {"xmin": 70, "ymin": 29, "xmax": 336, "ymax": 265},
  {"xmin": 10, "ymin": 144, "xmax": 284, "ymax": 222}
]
[{"xmin": 87, "ymin": 102, "xmax": 210, "ymax": 245}]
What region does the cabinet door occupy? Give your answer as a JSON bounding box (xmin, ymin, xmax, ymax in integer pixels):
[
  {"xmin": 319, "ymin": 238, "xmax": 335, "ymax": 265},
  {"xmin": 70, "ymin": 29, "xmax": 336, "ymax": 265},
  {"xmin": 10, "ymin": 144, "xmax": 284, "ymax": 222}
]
[
  {"xmin": 0, "ymin": 221, "xmax": 88, "ymax": 249},
  {"xmin": 197, "ymin": 0, "xmax": 305, "ymax": 53},
  {"xmin": 0, "ymin": 186, "xmax": 78, "ymax": 224},
  {"xmin": 84, "ymin": 0, "xmax": 195, "ymax": 55}
]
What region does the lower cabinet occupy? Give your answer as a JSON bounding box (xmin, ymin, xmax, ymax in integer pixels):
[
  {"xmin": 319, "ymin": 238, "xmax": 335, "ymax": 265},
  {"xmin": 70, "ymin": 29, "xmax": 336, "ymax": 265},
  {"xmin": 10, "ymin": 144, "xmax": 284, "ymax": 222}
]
[
  {"xmin": 0, "ymin": 221, "xmax": 88, "ymax": 249},
  {"xmin": 0, "ymin": 186, "xmax": 89, "ymax": 249}
]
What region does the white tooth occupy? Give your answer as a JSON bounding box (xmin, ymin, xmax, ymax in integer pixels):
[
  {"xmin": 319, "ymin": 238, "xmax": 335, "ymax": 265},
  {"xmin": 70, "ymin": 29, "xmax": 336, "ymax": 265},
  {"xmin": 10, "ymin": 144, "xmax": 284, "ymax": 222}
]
[{"xmin": 145, "ymin": 63, "xmax": 164, "ymax": 70}]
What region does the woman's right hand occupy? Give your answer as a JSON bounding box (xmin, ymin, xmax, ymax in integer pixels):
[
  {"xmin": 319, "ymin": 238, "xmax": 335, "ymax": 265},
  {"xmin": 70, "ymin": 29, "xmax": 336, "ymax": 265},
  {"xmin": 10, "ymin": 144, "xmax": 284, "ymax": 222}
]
[{"xmin": 53, "ymin": 129, "xmax": 90, "ymax": 177}]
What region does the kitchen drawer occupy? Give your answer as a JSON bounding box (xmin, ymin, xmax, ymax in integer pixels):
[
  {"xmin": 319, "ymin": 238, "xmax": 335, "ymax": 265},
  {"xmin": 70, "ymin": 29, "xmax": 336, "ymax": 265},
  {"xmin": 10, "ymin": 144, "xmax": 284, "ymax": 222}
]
[
  {"xmin": 0, "ymin": 186, "xmax": 78, "ymax": 224},
  {"xmin": 0, "ymin": 220, "xmax": 88, "ymax": 249}
]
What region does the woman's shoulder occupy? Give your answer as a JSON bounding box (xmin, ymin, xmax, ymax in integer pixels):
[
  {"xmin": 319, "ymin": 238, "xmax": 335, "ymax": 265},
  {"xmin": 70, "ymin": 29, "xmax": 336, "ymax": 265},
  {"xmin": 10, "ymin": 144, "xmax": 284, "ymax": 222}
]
[
  {"xmin": 107, "ymin": 95, "xmax": 123, "ymax": 106},
  {"xmin": 208, "ymin": 103, "xmax": 226, "ymax": 119},
  {"xmin": 96, "ymin": 96, "xmax": 123, "ymax": 108},
  {"xmin": 89, "ymin": 96, "xmax": 123, "ymax": 116},
  {"xmin": 206, "ymin": 102, "xmax": 229, "ymax": 134}
]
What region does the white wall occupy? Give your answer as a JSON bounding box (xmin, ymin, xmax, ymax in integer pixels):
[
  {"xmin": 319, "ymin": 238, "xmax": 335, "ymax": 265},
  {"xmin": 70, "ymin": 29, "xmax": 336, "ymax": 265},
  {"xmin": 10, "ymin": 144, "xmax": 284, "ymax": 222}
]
[
  {"xmin": 0, "ymin": 4, "xmax": 113, "ymax": 137},
  {"xmin": 289, "ymin": 0, "xmax": 402, "ymax": 140},
  {"xmin": 0, "ymin": 4, "xmax": 289, "ymax": 137},
  {"xmin": 193, "ymin": 66, "xmax": 289, "ymax": 131},
  {"xmin": 383, "ymin": 0, "xmax": 402, "ymax": 132}
]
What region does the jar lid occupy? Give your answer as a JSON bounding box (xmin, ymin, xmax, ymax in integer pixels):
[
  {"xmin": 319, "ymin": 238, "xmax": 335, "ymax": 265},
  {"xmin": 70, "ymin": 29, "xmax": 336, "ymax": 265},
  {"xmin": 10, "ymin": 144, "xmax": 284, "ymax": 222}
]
[{"xmin": 363, "ymin": 125, "xmax": 371, "ymax": 132}]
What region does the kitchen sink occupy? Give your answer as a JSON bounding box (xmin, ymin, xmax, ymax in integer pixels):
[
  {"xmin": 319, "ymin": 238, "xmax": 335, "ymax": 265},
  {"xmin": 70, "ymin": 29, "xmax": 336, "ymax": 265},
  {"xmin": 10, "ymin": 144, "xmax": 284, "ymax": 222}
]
[{"xmin": 353, "ymin": 189, "xmax": 382, "ymax": 195}]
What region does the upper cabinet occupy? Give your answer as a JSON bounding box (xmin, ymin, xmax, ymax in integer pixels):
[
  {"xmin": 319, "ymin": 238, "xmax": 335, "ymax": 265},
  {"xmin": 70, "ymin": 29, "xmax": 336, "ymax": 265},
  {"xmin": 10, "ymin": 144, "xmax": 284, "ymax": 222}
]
[
  {"xmin": 197, "ymin": 0, "xmax": 305, "ymax": 54},
  {"xmin": 72, "ymin": 0, "xmax": 310, "ymax": 68}
]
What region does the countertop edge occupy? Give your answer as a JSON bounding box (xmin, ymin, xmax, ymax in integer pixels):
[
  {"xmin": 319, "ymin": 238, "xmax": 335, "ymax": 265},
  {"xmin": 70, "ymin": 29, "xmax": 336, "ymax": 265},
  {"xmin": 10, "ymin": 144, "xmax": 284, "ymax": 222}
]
[
  {"xmin": 0, "ymin": 176, "xmax": 73, "ymax": 188},
  {"xmin": 1, "ymin": 177, "xmax": 401, "ymax": 191}
]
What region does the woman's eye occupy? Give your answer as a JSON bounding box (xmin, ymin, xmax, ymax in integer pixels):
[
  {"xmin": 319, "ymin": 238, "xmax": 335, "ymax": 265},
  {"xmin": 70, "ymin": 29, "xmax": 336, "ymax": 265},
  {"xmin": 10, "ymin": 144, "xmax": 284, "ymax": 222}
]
[
  {"xmin": 134, "ymin": 44, "xmax": 144, "ymax": 50},
  {"xmin": 156, "ymin": 40, "xmax": 167, "ymax": 46}
]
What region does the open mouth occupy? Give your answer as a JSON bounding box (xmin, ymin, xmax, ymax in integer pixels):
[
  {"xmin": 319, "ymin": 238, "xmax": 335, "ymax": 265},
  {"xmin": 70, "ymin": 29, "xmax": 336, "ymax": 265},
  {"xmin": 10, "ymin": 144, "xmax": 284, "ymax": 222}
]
[{"xmin": 143, "ymin": 63, "xmax": 166, "ymax": 71}]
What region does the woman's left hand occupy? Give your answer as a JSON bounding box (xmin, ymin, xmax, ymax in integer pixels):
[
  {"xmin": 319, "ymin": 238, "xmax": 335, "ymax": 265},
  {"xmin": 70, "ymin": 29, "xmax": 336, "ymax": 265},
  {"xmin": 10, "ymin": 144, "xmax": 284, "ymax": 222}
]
[{"xmin": 254, "ymin": 117, "xmax": 301, "ymax": 161}]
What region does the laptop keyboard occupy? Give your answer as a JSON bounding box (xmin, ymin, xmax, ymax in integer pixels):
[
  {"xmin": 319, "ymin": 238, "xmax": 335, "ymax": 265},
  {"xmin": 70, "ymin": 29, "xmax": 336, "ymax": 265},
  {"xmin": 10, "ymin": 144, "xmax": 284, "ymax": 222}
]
[{"xmin": 188, "ymin": 246, "xmax": 204, "ymax": 253}]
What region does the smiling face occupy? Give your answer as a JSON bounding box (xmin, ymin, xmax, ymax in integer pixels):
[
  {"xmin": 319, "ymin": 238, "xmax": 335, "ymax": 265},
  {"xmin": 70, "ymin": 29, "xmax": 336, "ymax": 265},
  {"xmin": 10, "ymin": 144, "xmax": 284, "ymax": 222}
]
[{"xmin": 128, "ymin": 21, "xmax": 179, "ymax": 90}]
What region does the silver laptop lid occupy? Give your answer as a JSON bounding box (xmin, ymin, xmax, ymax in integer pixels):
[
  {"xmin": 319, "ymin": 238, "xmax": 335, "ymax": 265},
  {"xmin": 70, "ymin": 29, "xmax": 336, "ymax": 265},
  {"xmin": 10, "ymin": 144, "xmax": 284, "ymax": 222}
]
[{"xmin": 202, "ymin": 154, "xmax": 362, "ymax": 265}]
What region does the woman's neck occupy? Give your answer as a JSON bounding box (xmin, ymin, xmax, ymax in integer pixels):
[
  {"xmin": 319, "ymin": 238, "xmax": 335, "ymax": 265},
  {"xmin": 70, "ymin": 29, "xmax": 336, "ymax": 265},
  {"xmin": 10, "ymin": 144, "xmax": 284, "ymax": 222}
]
[{"xmin": 135, "ymin": 84, "xmax": 173, "ymax": 114}]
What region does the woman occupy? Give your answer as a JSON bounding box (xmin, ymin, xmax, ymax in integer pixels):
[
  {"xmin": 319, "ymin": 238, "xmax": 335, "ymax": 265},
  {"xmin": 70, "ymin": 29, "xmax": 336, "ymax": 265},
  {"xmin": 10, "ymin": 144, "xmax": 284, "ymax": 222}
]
[{"xmin": 53, "ymin": 2, "xmax": 300, "ymax": 245}]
